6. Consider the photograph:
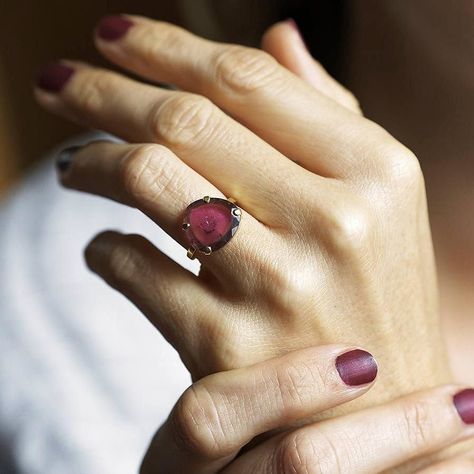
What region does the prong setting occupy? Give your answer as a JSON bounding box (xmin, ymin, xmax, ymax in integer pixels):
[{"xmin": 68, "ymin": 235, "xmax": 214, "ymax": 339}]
[{"xmin": 183, "ymin": 196, "xmax": 241, "ymax": 259}]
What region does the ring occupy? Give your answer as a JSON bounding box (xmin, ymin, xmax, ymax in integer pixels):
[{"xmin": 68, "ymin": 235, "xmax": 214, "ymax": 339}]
[{"xmin": 182, "ymin": 196, "xmax": 242, "ymax": 259}]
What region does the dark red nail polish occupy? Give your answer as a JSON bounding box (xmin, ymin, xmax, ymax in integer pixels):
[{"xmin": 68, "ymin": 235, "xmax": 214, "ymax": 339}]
[
  {"xmin": 454, "ymin": 389, "xmax": 474, "ymax": 424},
  {"xmin": 336, "ymin": 349, "xmax": 378, "ymax": 386},
  {"xmin": 36, "ymin": 62, "xmax": 74, "ymax": 93},
  {"xmin": 97, "ymin": 15, "xmax": 134, "ymax": 41}
]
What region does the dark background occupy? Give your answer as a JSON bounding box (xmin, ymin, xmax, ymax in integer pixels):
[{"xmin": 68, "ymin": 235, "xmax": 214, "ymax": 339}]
[{"xmin": 0, "ymin": 0, "xmax": 345, "ymax": 195}]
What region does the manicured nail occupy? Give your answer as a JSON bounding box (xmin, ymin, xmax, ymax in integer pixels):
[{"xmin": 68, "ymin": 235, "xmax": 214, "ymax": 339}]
[
  {"xmin": 97, "ymin": 15, "xmax": 134, "ymax": 41},
  {"xmin": 454, "ymin": 389, "xmax": 474, "ymax": 424},
  {"xmin": 336, "ymin": 349, "xmax": 378, "ymax": 386},
  {"xmin": 36, "ymin": 62, "xmax": 74, "ymax": 93},
  {"xmin": 56, "ymin": 145, "xmax": 81, "ymax": 173}
]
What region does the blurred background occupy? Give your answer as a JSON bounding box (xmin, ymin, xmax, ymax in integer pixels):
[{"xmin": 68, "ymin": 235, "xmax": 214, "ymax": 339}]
[
  {"xmin": 0, "ymin": 0, "xmax": 346, "ymax": 196},
  {"xmin": 0, "ymin": 1, "xmax": 473, "ymax": 472}
]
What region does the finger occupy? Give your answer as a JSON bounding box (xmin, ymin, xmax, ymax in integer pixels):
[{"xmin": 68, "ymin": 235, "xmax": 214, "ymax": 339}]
[
  {"xmin": 84, "ymin": 230, "xmax": 214, "ymax": 365},
  {"xmin": 94, "ymin": 15, "xmax": 388, "ymax": 178},
  {"xmin": 57, "ymin": 140, "xmax": 260, "ymax": 264},
  {"xmin": 63, "ymin": 141, "xmax": 270, "ymax": 278},
  {"xmin": 58, "ymin": 141, "xmax": 222, "ymax": 245},
  {"xmin": 416, "ymin": 452, "xmax": 474, "ymax": 473},
  {"xmin": 140, "ymin": 345, "xmax": 378, "ymax": 474},
  {"xmin": 35, "ymin": 62, "xmax": 314, "ymax": 226},
  {"xmin": 261, "ymin": 20, "xmax": 362, "ymax": 114},
  {"xmin": 224, "ymin": 387, "xmax": 474, "ymax": 474}
]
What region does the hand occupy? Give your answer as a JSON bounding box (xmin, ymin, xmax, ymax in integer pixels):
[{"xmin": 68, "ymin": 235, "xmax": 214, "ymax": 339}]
[
  {"xmin": 35, "ymin": 16, "xmax": 450, "ymax": 407},
  {"xmin": 139, "ymin": 345, "xmax": 474, "ymax": 474}
]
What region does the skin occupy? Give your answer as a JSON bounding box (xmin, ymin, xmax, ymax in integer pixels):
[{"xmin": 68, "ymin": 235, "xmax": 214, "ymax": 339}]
[
  {"xmin": 139, "ymin": 345, "xmax": 474, "ymax": 473},
  {"xmin": 346, "ymin": 0, "xmax": 474, "ymax": 386},
  {"xmin": 33, "ymin": 13, "xmax": 473, "ymax": 473},
  {"xmin": 35, "ymin": 13, "xmax": 450, "ymax": 395}
]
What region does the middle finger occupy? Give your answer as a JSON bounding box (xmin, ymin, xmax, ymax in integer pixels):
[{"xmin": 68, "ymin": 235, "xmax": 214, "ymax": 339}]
[{"xmin": 94, "ymin": 15, "xmax": 391, "ymax": 179}]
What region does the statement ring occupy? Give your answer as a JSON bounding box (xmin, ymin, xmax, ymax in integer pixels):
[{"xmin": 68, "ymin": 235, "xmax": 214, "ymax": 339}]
[{"xmin": 182, "ymin": 196, "xmax": 242, "ymax": 259}]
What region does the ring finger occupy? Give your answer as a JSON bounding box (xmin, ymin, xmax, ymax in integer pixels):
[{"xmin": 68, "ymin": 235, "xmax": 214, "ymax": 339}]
[
  {"xmin": 94, "ymin": 15, "xmax": 389, "ymax": 178},
  {"xmin": 57, "ymin": 140, "xmax": 268, "ymax": 273}
]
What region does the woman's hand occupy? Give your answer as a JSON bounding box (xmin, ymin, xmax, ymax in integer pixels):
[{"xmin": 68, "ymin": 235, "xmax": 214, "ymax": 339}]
[
  {"xmin": 139, "ymin": 344, "xmax": 474, "ymax": 474},
  {"xmin": 35, "ymin": 16, "xmax": 450, "ymax": 408}
]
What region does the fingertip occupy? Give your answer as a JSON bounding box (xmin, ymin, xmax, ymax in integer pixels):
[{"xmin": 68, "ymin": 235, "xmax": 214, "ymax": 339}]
[
  {"xmin": 84, "ymin": 230, "xmax": 123, "ymax": 270},
  {"xmin": 261, "ymin": 19, "xmax": 302, "ymax": 55},
  {"xmin": 95, "ymin": 14, "xmax": 135, "ymax": 42},
  {"xmin": 35, "ymin": 61, "xmax": 75, "ymax": 93},
  {"xmin": 453, "ymin": 388, "xmax": 474, "ymax": 425},
  {"xmin": 335, "ymin": 348, "xmax": 378, "ymax": 387}
]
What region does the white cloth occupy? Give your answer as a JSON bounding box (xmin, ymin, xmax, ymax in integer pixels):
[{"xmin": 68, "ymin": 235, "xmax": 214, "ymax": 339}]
[{"xmin": 0, "ymin": 134, "xmax": 197, "ymax": 474}]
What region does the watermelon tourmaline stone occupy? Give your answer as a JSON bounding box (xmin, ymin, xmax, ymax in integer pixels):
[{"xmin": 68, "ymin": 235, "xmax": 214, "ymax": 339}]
[{"xmin": 182, "ymin": 197, "xmax": 241, "ymax": 254}]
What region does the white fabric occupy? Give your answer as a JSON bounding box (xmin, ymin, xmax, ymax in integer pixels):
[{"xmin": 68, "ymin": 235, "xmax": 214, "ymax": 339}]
[{"xmin": 0, "ymin": 134, "xmax": 197, "ymax": 473}]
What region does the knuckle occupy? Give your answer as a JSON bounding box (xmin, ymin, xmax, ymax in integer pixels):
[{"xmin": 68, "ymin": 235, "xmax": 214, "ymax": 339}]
[
  {"xmin": 119, "ymin": 144, "xmax": 159, "ymax": 201},
  {"xmin": 73, "ymin": 70, "xmax": 114, "ymax": 115},
  {"xmin": 273, "ymin": 358, "xmax": 331, "ymax": 412},
  {"xmin": 379, "ymin": 147, "xmax": 424, "ymax": 191},
  {"xmin": 102, "ymin": 234, "xmax": 145, "ymax": 290},
  {"xmin": 401, "ymin": 398, "xmax": 435, "ymax": 449},
  {"xmin": 172, "ymin": 385, "xmax": 229, "ymax": 459},
  {"xmin": 277, "ymin": 431, "xmax": 341, "ymax": 474},
  {"xmin": 202, "ymin": 319, "xmax": 254, "ymax": 371},
  {"xmin": 276, "ymin": 432, "xmax": 315, "ymax": 474},
  {"xmin": 257, "ymin": 258, "xmax": 314, "ymax": 317},
  {"xmin": 344, "ymin": 90, "xmax": 361, "ymax": 112},
  {"xmin": 150, "ymin": 94, "xmax": 215, "ymax": 149},
  {"xmin": 324, "ymin": 201, "xmax": 374, "ymax": 256},
  {"xmin": 135, "ymin": 22, "xmax": 186, "ymax": 64},
  {"xmin": 214, "ymin": 46, "xmax": 281, "ymax": 95},
  {"xmin": 119, "ymin": 144, "xmax": 185, "ymax": 205}
]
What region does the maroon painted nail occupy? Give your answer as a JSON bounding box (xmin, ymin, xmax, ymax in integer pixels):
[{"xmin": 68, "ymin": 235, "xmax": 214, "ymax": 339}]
[
  {"xmin": 454, "ymin": 389, "xmax": 474, "ymax": 424},
  {"xmin": 36, "ymin": 62, "xmax": 74, "ymax": 93},
  {"xmin": 97, "ymin": 15, "xmax": 134, "ymax": 41},
  {"xmin": 336, "ymin": 349, "xmax": 378, "ymax": 386}
]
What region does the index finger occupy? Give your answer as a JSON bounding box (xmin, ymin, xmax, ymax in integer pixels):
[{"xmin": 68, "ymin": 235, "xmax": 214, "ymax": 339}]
[
  {"xmin": 225, "ymin": 386, "xmax": 474, "ymax": 473},
  {"xmin": 94, "ymin": 15, "xmax": 391, "ymax": 179}
]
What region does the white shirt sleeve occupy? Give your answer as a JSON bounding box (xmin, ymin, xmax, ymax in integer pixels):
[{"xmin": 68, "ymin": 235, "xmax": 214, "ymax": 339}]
[{"xmin": 0, "ymin": 134, "xmax": 195, "ymax": 474}]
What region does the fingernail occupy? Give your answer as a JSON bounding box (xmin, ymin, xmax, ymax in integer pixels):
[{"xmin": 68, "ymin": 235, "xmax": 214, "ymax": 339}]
[
  {"xmin": 56, "ymin": 145, "xmax": 81, "ymax": 173},
  {"xmin": 286, "ymin": 18, "xmax": 308, "ymax": 51},
  {"xmin": 454, "ymin": 389, "xmax": 474, "ymax": 424},
  {"xmin": 97, "ymin": 15, "xmax": 134, "ymax": 41},
  {"xmin": 336, "ymin": 349, "xmax": 378, "ymax": 386},
  {"xmin": 36, "ymin": 62, "xmax": 75, "ymax": 93}
]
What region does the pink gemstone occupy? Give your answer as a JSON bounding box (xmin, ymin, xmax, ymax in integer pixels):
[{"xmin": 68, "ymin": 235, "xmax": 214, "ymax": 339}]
[{"xmin": 186, "ymin": 201, "xmax": 233, "ymax": 248}]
